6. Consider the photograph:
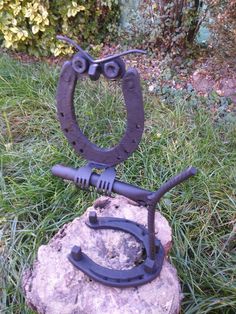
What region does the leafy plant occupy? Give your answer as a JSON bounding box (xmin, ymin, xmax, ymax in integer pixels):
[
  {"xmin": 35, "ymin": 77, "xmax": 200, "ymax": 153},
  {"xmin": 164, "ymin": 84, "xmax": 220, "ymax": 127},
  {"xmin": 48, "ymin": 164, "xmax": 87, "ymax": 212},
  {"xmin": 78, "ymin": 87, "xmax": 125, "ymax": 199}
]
[
  {"xmin": 149, "ymin": 78, "xmax": 235, "ymax": 124},
  {"xmin": 0, "ymin": 0, "xmax": 120, "ymax": 56},
  {"xmin": 120, "ymin": 0, "xmax": 204, "ymax": 56},
  {"xmin": 206, "ymin": 0, "xmax": 236, "ymax": 59}
]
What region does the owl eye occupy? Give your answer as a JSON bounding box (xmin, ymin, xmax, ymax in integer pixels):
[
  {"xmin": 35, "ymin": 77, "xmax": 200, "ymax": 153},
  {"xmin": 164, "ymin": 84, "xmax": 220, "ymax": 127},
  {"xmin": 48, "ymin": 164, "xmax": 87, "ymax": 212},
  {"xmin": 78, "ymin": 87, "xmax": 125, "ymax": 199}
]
[
  {"xmin": 72, "ymin": 53, "xmax": 89, "ymax": 74},
  {"xmin": 102, "ymin": 57, "xmax": 126, "ymax": 80}
]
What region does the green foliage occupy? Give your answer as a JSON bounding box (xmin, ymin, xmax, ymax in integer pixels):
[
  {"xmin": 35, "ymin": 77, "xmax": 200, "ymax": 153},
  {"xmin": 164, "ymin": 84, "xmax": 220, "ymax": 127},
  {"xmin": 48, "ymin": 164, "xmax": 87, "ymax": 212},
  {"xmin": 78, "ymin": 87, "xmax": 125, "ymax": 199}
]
[
  {"xmin": 149, "ymin": 68, "xmax": 236, "ymax": 124},
  {"xmin": 120, "ymin": 0, "xmax": 203, "ymax": 56},
  {"xmin": 0, "ymin": 0, "xmax": 120, "ymax": 56}
]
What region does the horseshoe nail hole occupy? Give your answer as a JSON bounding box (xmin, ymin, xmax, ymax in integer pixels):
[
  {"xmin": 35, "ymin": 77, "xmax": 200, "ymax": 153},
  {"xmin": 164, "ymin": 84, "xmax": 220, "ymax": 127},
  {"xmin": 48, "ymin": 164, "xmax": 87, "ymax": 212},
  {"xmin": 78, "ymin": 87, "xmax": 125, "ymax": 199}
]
[
  {"xmin": 60, "ymin": 112, "xmax": 64, "ymax": 117},
  {"xmin": 79, "ymin": 149, "xmax": 84, "ymax": 153},
  {"xmin": 72, "ymin": 141, "xmax": 76, "ymax": 145},
  {"xmin": 139, "ymin": 276, "xmax": 143, "ymax": 280},
  {"xmin": 124, "ymin": 149, "xmax": 129, "ymax": 153},
  {"xmin": 115, "ymin": 205, "xmax": 119, "ymax": 209},
  {"xmin": 132, "ymin": 139, "xmax": 137, "ymax": 143},
  {"xmin": 117, "ymin": 156, "xmax": 121, "ymax": 160},
  {"xmin": 64, "ymin": 128, "xmax": 69, "ymax": 133},
  {"xmin": 136, "ymin": 124, "xmax": 141, "ymax": 129}
]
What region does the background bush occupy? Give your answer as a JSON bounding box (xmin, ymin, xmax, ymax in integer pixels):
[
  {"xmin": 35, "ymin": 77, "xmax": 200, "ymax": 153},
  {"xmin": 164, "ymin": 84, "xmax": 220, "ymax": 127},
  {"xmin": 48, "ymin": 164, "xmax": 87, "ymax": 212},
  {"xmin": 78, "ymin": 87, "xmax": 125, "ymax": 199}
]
[
  {"xmin": 206, "ymin": 0, "xmax": 236, "ymax": 60},
  {"xmin": 120, "ymin": 0, "xmax": 236, "ymax": 61},
  {"xmin": 121, "ymin": 0, "xmax": 203, "ymax": 56},
  {"xmin": 0, "ymin": 0, "xmax": 120, "ymax": 56}
]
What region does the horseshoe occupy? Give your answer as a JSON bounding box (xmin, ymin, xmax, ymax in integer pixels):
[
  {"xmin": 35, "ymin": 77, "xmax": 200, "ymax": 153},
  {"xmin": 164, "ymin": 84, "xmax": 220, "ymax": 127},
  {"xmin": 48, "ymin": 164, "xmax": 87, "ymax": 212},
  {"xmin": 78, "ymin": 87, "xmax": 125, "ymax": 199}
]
[{"xmin": 56, "ymin": 61, "xmax": 144, "ymax": 167}]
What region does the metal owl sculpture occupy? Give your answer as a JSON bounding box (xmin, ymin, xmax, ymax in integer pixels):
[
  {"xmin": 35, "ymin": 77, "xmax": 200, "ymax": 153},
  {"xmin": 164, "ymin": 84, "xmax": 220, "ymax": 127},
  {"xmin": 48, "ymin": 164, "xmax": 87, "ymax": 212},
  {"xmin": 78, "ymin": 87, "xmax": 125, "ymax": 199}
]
[{"xmin": 52, "ymin": 36, "xmax": 197, "ymax": 288}]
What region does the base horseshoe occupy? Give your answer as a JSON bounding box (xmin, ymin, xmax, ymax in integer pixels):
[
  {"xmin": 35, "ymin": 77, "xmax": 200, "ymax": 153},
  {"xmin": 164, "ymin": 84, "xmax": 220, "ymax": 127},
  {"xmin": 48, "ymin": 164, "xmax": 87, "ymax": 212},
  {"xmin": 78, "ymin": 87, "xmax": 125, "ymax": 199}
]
[{"xmin": 68, "ymin": 214, "xmax": 165, "ymax": 288}]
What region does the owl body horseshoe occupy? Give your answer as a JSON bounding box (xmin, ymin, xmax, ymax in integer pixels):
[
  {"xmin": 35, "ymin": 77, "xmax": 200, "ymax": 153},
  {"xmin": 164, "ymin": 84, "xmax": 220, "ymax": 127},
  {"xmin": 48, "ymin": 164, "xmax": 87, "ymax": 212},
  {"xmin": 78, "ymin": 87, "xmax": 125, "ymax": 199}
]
[{"xmin": 56, "ymin": 62, "xmax": 144, "ymax": 167}]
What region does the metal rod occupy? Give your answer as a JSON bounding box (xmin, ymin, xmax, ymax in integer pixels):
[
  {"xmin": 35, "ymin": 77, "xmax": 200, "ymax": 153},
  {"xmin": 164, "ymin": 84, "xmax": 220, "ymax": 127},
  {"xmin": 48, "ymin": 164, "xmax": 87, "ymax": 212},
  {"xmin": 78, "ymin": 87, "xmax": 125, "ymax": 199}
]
[
  {"xmin": 94, "ymin": 50, "xmax": 147, "ymax": 64},
  {"xmin": 56, "ymin": 35, "xmax": 146, "ymax": 64},
  {"xmin": 148, "ymin": 166, "xmax": 197, "ymax": 206},
  {"xmin": 51, "ymin": 164, "xmax": 152, "ymax": 204},
  {"xmin": 56, "ymin": 35, "xmax": 94, "ymax": 62},
  {"xmin": 147, "ymin": 166, "xmax": 197, "ymax": 259}
]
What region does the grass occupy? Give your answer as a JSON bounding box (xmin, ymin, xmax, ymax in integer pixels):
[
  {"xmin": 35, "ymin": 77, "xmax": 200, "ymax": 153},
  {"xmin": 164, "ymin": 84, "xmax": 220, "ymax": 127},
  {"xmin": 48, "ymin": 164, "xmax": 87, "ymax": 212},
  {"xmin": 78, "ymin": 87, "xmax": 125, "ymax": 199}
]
[{"xmin": 0, "ymin": 54, "xmax": 236, "ymax": 313}]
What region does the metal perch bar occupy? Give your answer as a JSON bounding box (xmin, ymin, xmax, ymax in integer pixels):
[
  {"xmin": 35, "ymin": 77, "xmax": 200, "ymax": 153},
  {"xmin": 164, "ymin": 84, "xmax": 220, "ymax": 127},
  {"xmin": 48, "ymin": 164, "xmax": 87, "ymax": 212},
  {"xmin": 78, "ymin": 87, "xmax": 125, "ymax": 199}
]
[
  {"xmin": 51, "ymin": 164, "xmax": 152, "ymax": 204},
  {"xmin": 52, "ymin": 165, "xmax": 196, "ymax": 205}
]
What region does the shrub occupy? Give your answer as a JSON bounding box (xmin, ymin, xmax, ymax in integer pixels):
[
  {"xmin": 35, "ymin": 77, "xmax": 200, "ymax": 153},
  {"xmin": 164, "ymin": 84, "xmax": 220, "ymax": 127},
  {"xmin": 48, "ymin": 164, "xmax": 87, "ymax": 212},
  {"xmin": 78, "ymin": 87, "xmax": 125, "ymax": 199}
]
[
  {"xmin": 0, "ymin": 0, "xmax": 120, "ymax": 56},
  {"xmin": 120, "ymin": 0, "xmax": 204, "ymax": 56},
  {"xmin": 206, "ymin": 0, "xmax": 236, "ymax": 59}
]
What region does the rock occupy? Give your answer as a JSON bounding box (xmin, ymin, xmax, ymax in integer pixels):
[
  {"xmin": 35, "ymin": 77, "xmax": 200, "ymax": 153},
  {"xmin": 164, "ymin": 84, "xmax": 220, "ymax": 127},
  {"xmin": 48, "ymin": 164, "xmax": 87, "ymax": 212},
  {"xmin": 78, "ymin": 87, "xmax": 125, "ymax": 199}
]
[
  {"xmin": 22, "ymin": 196, "xmax": 182, "ymax": 314},
  {"xmin": 192, "ymin": 70, "xmax": 214, "ymax": 94}
]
